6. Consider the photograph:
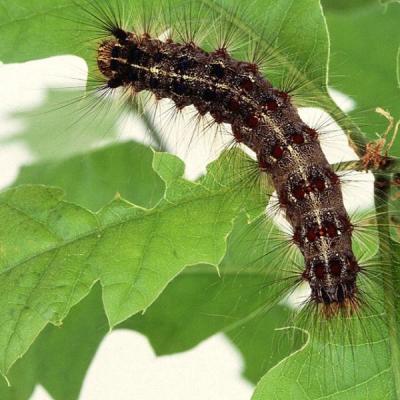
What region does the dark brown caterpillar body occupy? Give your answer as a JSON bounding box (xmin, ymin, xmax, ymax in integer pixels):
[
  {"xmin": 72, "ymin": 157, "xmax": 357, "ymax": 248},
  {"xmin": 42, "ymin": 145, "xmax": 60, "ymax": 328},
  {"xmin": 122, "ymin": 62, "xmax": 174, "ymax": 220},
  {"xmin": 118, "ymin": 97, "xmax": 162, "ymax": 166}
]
[{"xmin": 97, "ymin": 30, "xmax": 361, "ymax": 316}]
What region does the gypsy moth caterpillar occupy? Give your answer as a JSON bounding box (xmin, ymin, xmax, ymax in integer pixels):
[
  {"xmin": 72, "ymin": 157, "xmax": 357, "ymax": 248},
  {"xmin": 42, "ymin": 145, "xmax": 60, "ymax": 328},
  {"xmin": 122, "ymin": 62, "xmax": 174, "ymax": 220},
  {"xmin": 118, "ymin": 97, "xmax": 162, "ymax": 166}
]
[{"xmin": 76, "ymin": 0, "xmax": 375, "ymax": 315}]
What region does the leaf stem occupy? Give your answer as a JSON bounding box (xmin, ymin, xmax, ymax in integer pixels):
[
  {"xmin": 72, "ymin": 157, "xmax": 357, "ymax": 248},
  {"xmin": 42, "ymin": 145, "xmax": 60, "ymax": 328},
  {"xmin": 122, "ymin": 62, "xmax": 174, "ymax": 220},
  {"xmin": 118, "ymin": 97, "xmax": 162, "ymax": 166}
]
[{"xmin": 374, "ymin": 173, "xmax": 400, "ymax": 398}]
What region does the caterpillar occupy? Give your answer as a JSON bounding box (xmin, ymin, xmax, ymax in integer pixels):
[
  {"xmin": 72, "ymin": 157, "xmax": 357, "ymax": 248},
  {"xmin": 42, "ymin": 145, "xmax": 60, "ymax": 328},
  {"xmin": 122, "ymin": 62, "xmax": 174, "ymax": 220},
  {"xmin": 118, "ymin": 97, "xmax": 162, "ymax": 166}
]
[{"xmin": 93, "ymin": 4, "xmax": 360, "ymax": 317}]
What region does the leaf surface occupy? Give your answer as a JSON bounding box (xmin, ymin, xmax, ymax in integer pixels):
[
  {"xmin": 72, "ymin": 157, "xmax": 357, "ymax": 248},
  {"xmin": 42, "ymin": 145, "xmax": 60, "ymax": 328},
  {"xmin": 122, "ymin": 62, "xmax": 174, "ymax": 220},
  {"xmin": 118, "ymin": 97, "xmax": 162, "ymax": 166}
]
[
  {"xmin": 1, "ymin": 141, "xmax": 298, "ymax": 399},
  {"xmin": 325, "ymin": 1, "xmax": 400, "ymax": 154},
  {"xmin": 0, "ymin": 148, "xmax": 259, "ymax": 376}
]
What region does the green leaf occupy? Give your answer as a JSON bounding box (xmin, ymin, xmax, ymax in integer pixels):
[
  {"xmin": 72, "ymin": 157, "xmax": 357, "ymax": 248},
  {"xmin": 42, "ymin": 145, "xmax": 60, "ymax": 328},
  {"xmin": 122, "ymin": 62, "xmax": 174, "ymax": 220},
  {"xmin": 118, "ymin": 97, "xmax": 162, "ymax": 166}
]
[
  {"xmin": 125, "ymin": 213, "xmax": 291, "ymax": 356},
  {"xmin": 0, "ymin": 141, "xmax": 300, "ymax": 399},
  {"xmin": 14, "ymin": 140, "xmax": 164, "ymax": 211},
  {"xmin": 325, "ymin": 1, "xmax": 400, "ymax": 155},
  {"xmin": 322, "ymin": 0, "xmax": 378, "ymax": 10},
  {"xmin": 0, "ymin": 280, "xmax": 299, "ymax": 400},
  {"xmin": 226, "ymin": 306, "xmax": 306, "ymax": 384},
  {"xmin": 0, "ymin": 0, "xmax": 93, "ymax": 62},
  {"xmin": 0, "ymin": 148, "xmax": 259, "ymax": 377},
  {"xmin": 0, "ymin": 285, "xmax": 107, "ymax": 400},
  {"xmin": 253, "ymin": 332, "xmax": 393, "ymax": 400}
]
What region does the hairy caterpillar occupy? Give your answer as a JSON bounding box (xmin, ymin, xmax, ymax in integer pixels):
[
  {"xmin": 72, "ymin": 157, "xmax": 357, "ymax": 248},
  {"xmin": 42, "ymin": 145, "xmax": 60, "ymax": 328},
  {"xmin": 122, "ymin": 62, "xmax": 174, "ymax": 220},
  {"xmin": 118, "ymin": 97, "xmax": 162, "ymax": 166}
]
[
  {"xmin": 47, "ymin": 0, "xmax": 399, "ymax": 391},
  {"xmin": 80, "ymin": 0, "xmax": 371, "ymax": 318}
]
